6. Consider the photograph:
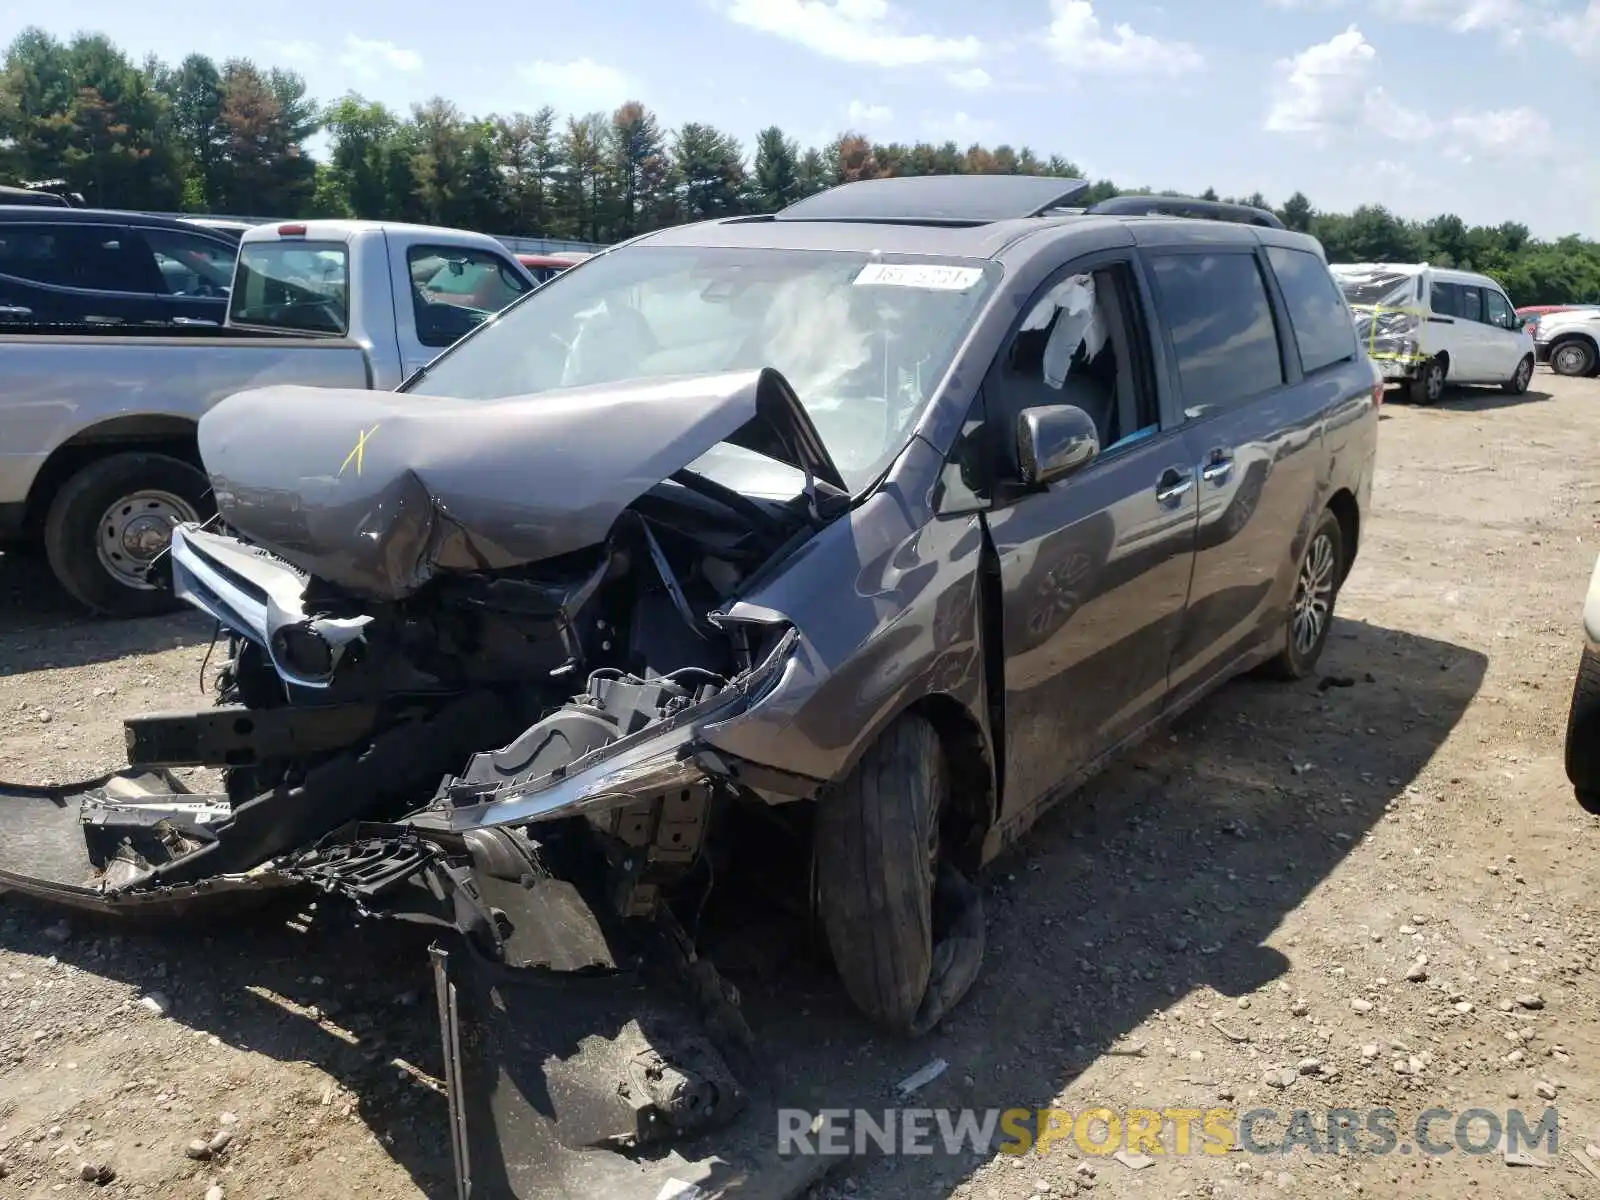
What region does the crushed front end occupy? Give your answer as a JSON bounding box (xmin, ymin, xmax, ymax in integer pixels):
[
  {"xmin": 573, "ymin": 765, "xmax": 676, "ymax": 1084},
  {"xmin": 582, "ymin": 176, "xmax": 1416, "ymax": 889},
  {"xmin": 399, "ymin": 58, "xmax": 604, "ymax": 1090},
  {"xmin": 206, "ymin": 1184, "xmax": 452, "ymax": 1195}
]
[{"xmin": 0, "ymin": 370, "xmax": 865, "ymax": 1198}]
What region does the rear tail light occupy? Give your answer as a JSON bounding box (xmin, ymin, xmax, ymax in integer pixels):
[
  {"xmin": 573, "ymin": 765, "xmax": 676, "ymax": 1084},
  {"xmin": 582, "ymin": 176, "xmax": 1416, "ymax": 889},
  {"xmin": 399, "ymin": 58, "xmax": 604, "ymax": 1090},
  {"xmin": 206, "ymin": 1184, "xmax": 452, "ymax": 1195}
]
[
  {"xmin": 276, "ymin": 223, "xmax": 307, "ymax": 236},
  {"xmin": 1372, "ymin": 379, "xmax": 1384, "ymax": 409}
]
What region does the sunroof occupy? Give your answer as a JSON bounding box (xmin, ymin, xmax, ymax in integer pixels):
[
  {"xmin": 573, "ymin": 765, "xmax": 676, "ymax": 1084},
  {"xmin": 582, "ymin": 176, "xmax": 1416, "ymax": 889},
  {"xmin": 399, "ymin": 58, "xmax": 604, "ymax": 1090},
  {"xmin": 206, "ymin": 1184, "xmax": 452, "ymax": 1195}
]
[{"xmin": 774, "ymin": 175, "xmax": 1092, "ymax": 225}]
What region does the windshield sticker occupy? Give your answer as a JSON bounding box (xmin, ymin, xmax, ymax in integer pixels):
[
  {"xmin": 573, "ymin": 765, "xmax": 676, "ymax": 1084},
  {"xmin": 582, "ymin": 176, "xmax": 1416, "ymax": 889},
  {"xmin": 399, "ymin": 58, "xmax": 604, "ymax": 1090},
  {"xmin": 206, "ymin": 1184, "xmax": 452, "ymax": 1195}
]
[{"xmin": 853, "ymin": 263, "xmax": 984, "ymax": 291}]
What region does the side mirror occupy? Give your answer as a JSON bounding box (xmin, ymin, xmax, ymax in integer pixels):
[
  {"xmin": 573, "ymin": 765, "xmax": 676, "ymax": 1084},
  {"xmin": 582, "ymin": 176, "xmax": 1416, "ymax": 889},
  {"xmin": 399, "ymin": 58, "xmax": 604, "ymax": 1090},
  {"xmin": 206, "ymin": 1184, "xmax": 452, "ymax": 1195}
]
[{"xmin": 1017, "ymin": 404, "xmax": 1100, "ymax": 488}]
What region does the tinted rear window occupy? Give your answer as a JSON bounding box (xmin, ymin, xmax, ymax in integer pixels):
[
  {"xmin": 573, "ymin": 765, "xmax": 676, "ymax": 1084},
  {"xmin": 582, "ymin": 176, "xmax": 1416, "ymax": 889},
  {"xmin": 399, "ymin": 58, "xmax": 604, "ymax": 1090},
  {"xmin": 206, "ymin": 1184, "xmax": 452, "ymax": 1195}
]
[
  {"xmin": 1149, "ymin": 251, "xmax": 1285, "ymax": 409},
  {"xmin": 228, "ymin": 241, "xmax": 349, "ymax": 334},
  {"xmin": 1266, "ymin": 245, "xmax": 1357, "ymax": 374}
]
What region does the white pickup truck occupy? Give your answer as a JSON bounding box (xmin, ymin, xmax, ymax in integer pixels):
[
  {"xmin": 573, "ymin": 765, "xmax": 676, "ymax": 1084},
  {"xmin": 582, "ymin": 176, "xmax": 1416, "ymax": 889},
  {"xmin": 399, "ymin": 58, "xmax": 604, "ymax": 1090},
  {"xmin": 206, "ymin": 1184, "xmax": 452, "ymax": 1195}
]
[
  {"xmin": 1533, "ymin": 307, "xmax": 1600, "ymax": 377},
  {"xmin": 0, "ymin": 219, "xmax": 544, "ymax": 616}
]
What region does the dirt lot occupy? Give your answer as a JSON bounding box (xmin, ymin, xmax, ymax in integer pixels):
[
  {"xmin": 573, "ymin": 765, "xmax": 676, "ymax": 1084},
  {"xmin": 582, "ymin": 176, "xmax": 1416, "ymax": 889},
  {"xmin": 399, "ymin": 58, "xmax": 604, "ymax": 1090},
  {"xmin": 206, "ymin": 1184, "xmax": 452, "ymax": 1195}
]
[{"xmin": 2, "ymin": 369, "xmax": 1599, "ymax": 1200}]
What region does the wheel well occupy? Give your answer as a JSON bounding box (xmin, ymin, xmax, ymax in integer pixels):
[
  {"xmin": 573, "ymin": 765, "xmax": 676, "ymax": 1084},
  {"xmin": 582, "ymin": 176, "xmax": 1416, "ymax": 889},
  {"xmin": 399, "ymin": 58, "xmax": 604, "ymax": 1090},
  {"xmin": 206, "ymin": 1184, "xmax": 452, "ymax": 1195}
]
[
  {"xmin": 906, "ymin": 693, "xmax": 995, "ymax": 872},
  {"xmin": 1327, "ymin": 488, "xmax": 1360, "ymax": 584},
  {"xmin": 22, "ymin": 417, "xmax": 201, "ymax": 537}
]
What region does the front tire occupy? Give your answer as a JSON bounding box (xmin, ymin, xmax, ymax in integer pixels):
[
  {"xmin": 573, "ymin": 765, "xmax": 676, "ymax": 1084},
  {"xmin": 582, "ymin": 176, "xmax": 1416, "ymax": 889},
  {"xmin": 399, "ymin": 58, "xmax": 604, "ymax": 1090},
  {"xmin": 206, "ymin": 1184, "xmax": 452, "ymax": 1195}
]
[
  {"xmin": 1503, "ymin": 354, "xmax": 1534, "ymax": 395},
  {"xmin": 1550, "ymin": 338, "xmax": 1597, "ymax": 378},
  {"xmin": 42, "ymin": 452, "xmax": 212, "ymax": 618},
  {"xmin": 814, "ymin": 713, "xmax": 944, "ymax": 1034},
  {"xmin": 1565, "ymin": 646, "xmax": 1600, "ymax": 814},
  {"xmin": 1261, "ymin": 507, "xmax": 1345, "ymax": 681}
]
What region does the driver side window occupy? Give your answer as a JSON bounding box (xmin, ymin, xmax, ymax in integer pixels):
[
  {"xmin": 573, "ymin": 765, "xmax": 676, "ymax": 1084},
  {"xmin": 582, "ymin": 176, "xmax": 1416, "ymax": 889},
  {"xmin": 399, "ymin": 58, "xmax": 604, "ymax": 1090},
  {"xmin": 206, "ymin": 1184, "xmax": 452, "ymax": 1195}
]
[
  {"xmin": 984, "ymin": 260, "xmax": 1161, "ymax": 480},
  {"xmin": 1484, "ymin": 288, "xmax": 1515, "ymax": 330}
]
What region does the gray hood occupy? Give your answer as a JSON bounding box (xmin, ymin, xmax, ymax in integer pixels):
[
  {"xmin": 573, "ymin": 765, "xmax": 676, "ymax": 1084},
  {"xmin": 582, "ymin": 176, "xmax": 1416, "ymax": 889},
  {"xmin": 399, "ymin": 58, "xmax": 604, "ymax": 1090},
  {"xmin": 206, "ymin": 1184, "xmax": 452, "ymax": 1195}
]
[{"xmin": 197, "ymin": 368, "xmax": 847, "ymax": 600}]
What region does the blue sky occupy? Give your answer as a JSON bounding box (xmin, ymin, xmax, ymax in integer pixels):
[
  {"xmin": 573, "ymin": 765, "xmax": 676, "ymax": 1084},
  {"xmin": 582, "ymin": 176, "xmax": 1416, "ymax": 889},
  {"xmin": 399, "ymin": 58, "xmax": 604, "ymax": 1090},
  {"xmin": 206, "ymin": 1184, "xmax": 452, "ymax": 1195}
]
[{"xmin": 5, "ymin": 0, "xmax": 1597, "ymax": 237}]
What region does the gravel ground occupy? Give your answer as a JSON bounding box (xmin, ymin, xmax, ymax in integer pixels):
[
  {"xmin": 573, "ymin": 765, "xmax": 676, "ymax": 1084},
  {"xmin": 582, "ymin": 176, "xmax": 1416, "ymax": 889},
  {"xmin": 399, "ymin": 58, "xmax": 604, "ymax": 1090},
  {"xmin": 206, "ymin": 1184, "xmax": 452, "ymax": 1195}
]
[{"xmin": 2, "ymin": 369, "xmax": 1599, "ymax": 1200}]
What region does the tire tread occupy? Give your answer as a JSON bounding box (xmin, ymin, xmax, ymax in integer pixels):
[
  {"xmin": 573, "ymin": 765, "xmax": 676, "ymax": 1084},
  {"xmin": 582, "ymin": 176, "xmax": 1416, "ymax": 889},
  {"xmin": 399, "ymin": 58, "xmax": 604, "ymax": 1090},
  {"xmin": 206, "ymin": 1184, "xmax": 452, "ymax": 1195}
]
[{"xmin": 814, "ymin": 713, "xmax": 942, "ymax": 1033}]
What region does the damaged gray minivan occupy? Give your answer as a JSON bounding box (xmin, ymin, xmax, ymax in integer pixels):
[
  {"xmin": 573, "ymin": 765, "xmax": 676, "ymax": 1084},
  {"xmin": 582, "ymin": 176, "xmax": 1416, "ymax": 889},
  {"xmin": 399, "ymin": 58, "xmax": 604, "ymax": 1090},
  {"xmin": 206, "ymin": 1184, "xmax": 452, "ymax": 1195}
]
[{"xmin": 1, "ymin": 177, "xmax": 1379, "ymax": 1197}]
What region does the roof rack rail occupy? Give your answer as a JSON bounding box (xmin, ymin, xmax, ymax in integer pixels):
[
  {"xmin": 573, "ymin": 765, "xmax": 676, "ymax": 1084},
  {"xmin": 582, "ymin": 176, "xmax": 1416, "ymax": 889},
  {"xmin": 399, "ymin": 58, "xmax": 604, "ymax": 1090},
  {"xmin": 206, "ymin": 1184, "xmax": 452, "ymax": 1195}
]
[
  {"xmin": 1084, "ymin": 194, "xmax": 1285, "ymax": 230},
  {"xmin": 775, "ymin": 175, "xmax": 1093, "ymax": 226}
]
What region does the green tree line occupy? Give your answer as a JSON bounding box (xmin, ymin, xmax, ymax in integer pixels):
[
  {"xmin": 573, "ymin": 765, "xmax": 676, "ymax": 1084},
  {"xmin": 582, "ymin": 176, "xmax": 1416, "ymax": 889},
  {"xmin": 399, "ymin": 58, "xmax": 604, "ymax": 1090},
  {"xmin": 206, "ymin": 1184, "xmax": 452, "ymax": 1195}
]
[{"xmin": 3, "ymin": 26, "xmax": 1597, "ymax": 305}]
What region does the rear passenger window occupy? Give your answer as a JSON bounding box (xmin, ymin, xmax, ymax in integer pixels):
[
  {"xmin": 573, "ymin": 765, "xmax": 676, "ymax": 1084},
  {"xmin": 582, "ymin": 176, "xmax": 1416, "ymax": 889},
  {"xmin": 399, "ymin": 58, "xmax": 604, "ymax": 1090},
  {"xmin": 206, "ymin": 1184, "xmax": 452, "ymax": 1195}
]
[
  {"xmin": 1265, "ymin": 245, "xmax": 1357, "ymax": 373},
  {"xmin": 1429, "ymin": 282, "xmax": 1458, "ymax": 318},
  {"xmin": 0, "ymin": 225, "xmax": 147, "ymax": 291},
  {"xmin": 1149, "ymin": 251, "xmax": 1284, "ymax": 409},
  {"xmin": 1457, "ymin": 285, "xmax": 1484, "ymax": 323}
]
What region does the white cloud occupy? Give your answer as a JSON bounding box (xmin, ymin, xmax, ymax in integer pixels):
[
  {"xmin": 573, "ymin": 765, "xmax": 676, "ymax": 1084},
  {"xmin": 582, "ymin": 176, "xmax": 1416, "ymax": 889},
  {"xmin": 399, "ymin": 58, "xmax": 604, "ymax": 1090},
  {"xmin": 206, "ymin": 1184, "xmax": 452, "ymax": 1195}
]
[
  {"xmin": 846, "ymin": 99, "xmax": 894, "ymax": 123},
  {"xmin": 1265, "ymin": 25, "xmax": 1553, "ymax": 159},
  {"xmin": 1264, "ymin": 25, "xmax": 1384, "ymax": 136},
  {"xmin": 946, "ymin": 67, "xmax": 993, "ymax": 91},
  {"xmin": 1552, "ymin": 0, "xmax": 1600, "ymax": 57},
  {"xmin": 1045, "ymin": 0, "xmax": 1204, "ymax": 75},
  {"xmin": 339, "ymin": 35, "xmax": 423, "ymax": 77},
  {"xmin": 520, "ymin": 57, "xmax": 634, "ymax": 113},
  {"xmin": 1442, "ymin": 107, "xmax": 1554, "ymax": 158},
  {"xmin": 1386, "ymin": 0, "xmax": 1529, "ymax": 44},
  {"xmin": 722, "ymin": 0, "xmax": 982, "ymax": 65}
]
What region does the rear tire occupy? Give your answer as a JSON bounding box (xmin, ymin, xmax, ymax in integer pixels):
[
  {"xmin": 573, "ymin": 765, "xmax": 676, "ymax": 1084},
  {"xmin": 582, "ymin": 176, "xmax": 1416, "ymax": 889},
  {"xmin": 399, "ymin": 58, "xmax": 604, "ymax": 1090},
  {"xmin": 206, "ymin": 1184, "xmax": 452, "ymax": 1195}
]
[
  {"xmin": 1261, "ymin": 507, "xmax": 1345, "ymax": 681},
  {"xmin": 1550, "ymin": 338, "xmax": 1597, "ymax": 378},
  {"xmin": 1408, "ymin": 357, "xmax": 1446, "ymax": 405},
  {"xmin": 1502, "ymin": 354, "xmax": 1534, "ymax": 395},
  {"xmin": 1565, "ymin": 646, "xmax": 1600, "ymax": 814},
  {"xmin": 42, "ymin": 452, "xmax": 212, "ymax": 618},
  {"xmin": 814, "ymin": 713, "xmax": 944, "ymax": 1034}
]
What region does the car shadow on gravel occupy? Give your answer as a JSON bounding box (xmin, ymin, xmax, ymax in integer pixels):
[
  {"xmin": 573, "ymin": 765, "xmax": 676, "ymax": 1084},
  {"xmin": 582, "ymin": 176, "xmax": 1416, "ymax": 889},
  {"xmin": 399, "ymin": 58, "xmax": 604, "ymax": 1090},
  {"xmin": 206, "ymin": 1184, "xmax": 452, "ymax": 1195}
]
[
  {"xmin": 0, "ymin": 615, "xmax": 1487, "ymax": 1200},
  {"xmin": 1437, "ymin": 385, "xmax": 1554, "ymax": 413},
  {"xmin": 0, "ymin": 549, "xmax": 214, "ymax": 671}
]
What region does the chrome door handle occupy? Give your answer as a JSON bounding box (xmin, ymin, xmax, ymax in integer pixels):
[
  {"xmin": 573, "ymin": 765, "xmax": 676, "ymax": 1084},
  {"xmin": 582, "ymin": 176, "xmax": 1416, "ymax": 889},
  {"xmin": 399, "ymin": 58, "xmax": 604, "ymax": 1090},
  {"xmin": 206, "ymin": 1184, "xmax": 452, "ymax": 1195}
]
[
  {"xmin": 1201, "ymin": 454, "xmax": 1234, "ymax": 484},
  {"xmin": 0, "ymin": 304, "xmax": 32, "ymax": 318},
  {"xmin": 1155, "ymin": 468, "xmax": 1195, "ymax": 506}
]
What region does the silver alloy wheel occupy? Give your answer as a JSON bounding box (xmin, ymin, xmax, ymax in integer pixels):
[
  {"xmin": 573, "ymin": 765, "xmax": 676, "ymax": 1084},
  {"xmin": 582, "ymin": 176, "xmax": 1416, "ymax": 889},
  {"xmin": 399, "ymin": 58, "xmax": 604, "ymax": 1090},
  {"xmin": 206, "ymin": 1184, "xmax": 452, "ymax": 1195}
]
[
  {"xmin": 95, "ymin": 489, "xmax": 200, "ymax": 590},
  {"xmin": 1513, "ymin": 357, "xmax": 1533, "ymax": 390},
  {"xmin": 1553, "ymin": 343, "xmax": 1590, "ymax": 376},
  {"xmin": 1425, "ymin": 362, "xmax": 1445, "ymax": 401},
  {"xmin": 1291, "ymin": 532, "xmax": 1337, "ymax": 656}
]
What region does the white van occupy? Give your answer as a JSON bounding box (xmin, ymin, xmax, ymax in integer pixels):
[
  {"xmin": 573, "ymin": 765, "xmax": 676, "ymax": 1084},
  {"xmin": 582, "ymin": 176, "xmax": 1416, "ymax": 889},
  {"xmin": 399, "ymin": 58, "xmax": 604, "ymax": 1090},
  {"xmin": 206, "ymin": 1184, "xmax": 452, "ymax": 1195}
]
[{"xmin": 1329, "ymin": 263, "xmax": 1535, "ymax": 404}]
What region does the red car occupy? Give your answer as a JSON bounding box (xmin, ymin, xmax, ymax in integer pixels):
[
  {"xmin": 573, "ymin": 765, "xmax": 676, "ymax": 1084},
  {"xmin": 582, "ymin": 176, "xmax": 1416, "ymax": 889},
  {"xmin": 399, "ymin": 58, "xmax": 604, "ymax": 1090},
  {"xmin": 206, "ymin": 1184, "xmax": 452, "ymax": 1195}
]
[{"xmin": 515, "ymin": 251, "xmax": 592, "ymax": 284}]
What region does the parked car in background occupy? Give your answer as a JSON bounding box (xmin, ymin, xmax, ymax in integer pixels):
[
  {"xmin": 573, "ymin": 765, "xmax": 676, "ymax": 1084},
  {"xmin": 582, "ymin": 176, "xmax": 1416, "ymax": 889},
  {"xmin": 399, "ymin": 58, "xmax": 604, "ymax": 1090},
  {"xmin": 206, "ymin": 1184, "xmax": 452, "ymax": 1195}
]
[
  {"xmin": 1329, "ymin": 262, "xmax": 1534, "ymax": 403},
  {"xmin": 0, "ymin": 207, "xmax": 241, "ymax": 327},
  {"xmin": 1516, "ymin": 303, "xmax": 1580, "ymax": 334},
  {"xmin": 0, "ymin": 218, "xmax": 539, "ymax": 616},
  {"xmin": 1566, "ymin": 551, "xmax": 1600, "ymax": 814},
  {"xmin": 179, "ymin": 217, "xmax": 255, "ymax": 240},
  {"xmin": 1533, "ymin": 307, "xmax": 1600, "ymax": 377},
  {"xmin": 515, "ymin": 250, "xmax": 590, "ymax": 284},
  {"xmin": 0, "ymin": 184, "xmax": 70, "ymax": 208}
]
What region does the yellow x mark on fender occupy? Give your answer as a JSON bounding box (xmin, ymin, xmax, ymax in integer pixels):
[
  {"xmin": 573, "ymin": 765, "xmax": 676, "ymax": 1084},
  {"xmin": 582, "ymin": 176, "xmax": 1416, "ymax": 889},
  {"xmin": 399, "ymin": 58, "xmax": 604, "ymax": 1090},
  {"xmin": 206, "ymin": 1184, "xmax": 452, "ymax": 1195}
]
[{"xmin": 339, "ymin": 424, "xmax": 381, "ymax": 477}]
